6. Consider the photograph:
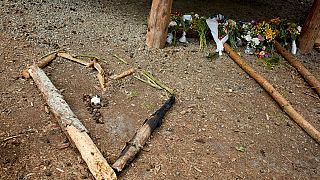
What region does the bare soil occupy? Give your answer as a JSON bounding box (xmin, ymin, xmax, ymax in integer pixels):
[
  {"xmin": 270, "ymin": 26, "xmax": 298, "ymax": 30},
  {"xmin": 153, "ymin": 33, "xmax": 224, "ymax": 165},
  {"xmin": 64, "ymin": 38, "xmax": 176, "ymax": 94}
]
[{"xmin": 0, "ymin": 0, "xmax": 319, "ymax": 179}]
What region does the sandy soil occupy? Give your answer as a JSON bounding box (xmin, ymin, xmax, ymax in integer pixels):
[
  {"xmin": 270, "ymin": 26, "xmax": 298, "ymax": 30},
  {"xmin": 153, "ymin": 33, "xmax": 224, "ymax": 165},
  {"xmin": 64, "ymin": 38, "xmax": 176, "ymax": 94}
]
[{"xmin": 0, "ymin": 0, "xmax": 319, "ymax": 179}]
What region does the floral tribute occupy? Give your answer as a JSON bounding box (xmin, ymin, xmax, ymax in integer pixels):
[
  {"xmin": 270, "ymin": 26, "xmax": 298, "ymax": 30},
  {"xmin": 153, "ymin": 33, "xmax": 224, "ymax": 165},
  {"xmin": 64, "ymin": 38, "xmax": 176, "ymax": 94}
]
[{"xmin": 166, "ymin": 13, "xmax": 302, "ymax": 58}]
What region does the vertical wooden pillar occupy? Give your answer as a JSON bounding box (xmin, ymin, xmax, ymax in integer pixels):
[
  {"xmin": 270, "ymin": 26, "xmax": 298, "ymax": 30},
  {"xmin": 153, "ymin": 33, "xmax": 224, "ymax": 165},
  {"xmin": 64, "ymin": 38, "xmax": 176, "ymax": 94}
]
[
  {"xmin": 146, "ymin": 0, "xmax": 173, "ymax": 48},
  {"xmin": 316, "ymin": 30, "xmax": 320, "ymax": 44},
  {"xmin": 298, "ymin": 0, "xmax": 320, "ymax": 54}
]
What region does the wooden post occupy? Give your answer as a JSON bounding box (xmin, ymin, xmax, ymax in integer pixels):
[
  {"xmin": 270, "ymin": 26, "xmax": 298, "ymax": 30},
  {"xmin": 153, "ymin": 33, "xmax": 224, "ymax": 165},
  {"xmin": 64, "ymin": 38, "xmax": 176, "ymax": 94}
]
[
  {"xmin": 298, "ymin": 0, "xmax": 320, "ymax": 54},
  {"xmin": 146, "ymin": 0, "xmax": 173, "ymax": 48}
]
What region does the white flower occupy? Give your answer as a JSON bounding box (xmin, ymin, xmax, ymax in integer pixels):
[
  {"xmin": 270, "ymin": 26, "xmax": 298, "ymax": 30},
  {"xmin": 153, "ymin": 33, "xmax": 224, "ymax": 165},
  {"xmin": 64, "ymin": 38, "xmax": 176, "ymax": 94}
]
[
  {"xmin": 252, "ymin": 38, "xmax": 260, "ymax": 46},
  {"xmin": 297, "ymin": 26, "xmax": 302, "ymax": 32},
  {"xmin": 168, "ymin": 21, "xmax": 177, "ymax": 27},
  {"xmin": 194, "ymin": 14, "xmax": 199, "ymax": 19},
  {"xmin": 243, "ymin": 34, "xmax": 252, "ymax": 42}
]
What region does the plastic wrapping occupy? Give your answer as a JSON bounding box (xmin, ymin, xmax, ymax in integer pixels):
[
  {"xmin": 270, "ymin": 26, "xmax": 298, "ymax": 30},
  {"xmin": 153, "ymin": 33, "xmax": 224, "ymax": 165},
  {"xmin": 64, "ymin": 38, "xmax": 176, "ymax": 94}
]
[
  {"xmin": 291, "ymin": 39, "xmax": 297, "ymax": 55},
  {"xmin": 179, "ymin": 15, "xmax": 192, "ymax": 43},
  {"xmin": 206, "ymin": 17, "xmax": 229, "ymax": 55}
]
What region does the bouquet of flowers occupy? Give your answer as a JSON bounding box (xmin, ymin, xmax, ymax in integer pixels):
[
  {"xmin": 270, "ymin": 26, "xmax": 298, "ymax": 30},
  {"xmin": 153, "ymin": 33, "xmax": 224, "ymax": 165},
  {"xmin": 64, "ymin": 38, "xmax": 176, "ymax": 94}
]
[
  {"xmin": 241, "ymin": 21, "xmax": 277, "ymax": 58},
  {"xmin": 287, "ymin": 23, "xmax": 301, "ymax": 54},
  {"xmin": 206, "ymin": 14, "xmax": 229, "ymax": 55},
  {"xmin": 194, "ymin": 14, "xmax": 209, "ymax": 50},
  {"xmin": 167, "ymin": 12, "xmax": 182, "ymax": 45},
  {"xmin": 227, "ymin": 19, "xmax": 238, "ymax": 49},
  {"xmin": 179, "ymin": 14, "xmax": 193, "ymax": 43}
]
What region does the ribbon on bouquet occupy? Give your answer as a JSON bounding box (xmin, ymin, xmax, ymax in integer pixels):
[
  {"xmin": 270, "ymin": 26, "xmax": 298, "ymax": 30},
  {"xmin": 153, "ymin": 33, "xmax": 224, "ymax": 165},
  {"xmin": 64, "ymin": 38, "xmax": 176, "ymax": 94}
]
[{"xmin": 206, "ymin": 17, "xmax": 229, "ymax": 55}]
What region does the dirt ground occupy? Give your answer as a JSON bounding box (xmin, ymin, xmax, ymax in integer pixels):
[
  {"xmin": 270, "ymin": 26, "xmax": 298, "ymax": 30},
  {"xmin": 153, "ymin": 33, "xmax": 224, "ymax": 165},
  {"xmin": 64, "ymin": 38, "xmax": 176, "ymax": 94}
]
[{"xmin": 0, "ymin": 0, "xmax": 319, "ymax": 179}]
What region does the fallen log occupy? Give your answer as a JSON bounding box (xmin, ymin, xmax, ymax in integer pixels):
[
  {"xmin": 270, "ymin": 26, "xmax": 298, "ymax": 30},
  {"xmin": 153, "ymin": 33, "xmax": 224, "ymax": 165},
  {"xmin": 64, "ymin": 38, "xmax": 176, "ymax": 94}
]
[
  {"xmin": 223, "ymin": 43, "xmax": 320, "ymax": 144},
  {"xmin": 274, "ymin": 41, "xmax": 320, "ymax": 96},
  {"xmin": 28, "ymin": 65, "xmax": 117, "ymax": 180},
  {"xmin": 22, "ymin": 52, "xmax": 57, "ymax": 79},
  {"xmin": 112, "ymin": 95, "xmax": 175, "ymax": 172}
]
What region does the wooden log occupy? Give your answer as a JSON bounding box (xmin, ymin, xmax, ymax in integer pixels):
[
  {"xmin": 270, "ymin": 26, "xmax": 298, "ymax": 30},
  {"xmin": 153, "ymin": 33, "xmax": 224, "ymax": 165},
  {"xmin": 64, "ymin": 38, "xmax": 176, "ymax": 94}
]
[
  {"xmin": 298, "ymin": 0, "xmax": 320, "ymax": 54},
  {"xmin": 146, "ymin": 0, "xmax": 173, "ymax": 48},
  {"xmin": 223, "ymin": 43, "xmax": 320, "ymax": 144},
  {"xmin": 28, "ymin": 65, "xmax": 117, "ymax": 180},
  {"xmin": 112, "ymin": 96, "xmax": 175, "ymax": 172},
  {"xmin": 22, "ymin": 53, "xmax": 57, "ymax": 79},
  {"xmin": 274, "ymin": 41, "xmax": 320, "ymax": 95}
]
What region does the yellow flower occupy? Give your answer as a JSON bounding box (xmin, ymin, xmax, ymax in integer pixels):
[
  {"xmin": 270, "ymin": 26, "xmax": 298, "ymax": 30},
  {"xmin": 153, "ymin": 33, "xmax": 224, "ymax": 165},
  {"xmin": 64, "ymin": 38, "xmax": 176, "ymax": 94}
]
[{"xmin": 265, "ymin": 28, "xmax": 275, "ymax": 40}]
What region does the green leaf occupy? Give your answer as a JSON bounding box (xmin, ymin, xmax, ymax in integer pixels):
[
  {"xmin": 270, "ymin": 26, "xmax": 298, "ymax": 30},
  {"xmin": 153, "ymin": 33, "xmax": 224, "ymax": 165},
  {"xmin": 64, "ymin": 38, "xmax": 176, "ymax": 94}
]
[{"xmin": 235, "ymin": 146, "xmax": 246, "ymax": 152}]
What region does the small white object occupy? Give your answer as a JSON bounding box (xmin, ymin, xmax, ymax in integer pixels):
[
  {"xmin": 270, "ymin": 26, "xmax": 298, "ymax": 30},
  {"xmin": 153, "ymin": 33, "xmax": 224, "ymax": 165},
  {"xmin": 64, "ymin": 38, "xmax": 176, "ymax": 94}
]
[
  {"xmin": 291, "ymin": 39, "xmax": 297, "ymax": 55},
  {"xmin": 166, "ymin": 32, "xmax": 173, "ymax": 44},
  {"xmin": 168, "ymin": 21, "xmax": 177, "ymax": 27},
  {"xmin": 182, "ymin": 15, "xmax": 192, "ymax": 22},
  {"xmin": 179, "ymin": 31, "xmax": 188, "ymax": 43},
  {"xmin": 91, "ymin": 95, "xmax": 101, "ymax": 106},
  {"xmin": 297, "ymin": 26, "xmax": 302, "ymax": 33},
  {"xmin": 244, "ymin": 44, "xmax": 254, "ymax": 54}
]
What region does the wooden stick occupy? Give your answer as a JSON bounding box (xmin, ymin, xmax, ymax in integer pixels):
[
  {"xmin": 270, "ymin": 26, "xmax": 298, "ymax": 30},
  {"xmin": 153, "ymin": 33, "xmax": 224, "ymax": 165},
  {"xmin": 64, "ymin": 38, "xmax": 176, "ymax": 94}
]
[
  {"xmin": 57, "ymin": 52, "xmax": 91, "ymax": 66},
  {"xmin": 28, "ymin": 65, "xmax": 117, "ymax": 180},
  {"xmin": 112, "ymin": 96, "xmax": 175, "ymax": 172},
  {"xmin": 22, "ymin": 53, "xmax": 57, "ymax": 79},
  {"xmin": 274, "ymin": 41, "xmax": 320, "ymax": 96},
  {"xmin": 110, "ymin": 68, "xmax": 135, "ymax": 80},
  {"xmin": 224, "ymin": 43, "xmax": 320, "ymax": 144}
]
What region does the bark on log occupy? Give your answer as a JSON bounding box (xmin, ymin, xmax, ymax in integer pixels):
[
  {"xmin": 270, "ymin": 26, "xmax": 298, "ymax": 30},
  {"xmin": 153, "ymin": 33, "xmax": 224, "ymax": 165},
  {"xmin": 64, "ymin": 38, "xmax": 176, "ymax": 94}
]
[
  {"xmin": 146, "ymin": 0, "xmax": 173, "ymax": 48},
  {"xmin": 298, "ymin": 0, "xmax": 320, "ymax": 54},
  {"xmin": 275, "ymin": 41, "xmax": 320, "ymax": 95},
  {"xmin": 112, "ymin": 96, "xmax": 175, "ymax": 172},
  {"xmin": 224, "ymin": 43, "xmax": 320, "ymax": 144},
  {"xmin": 22, "ymin": 53, "xmax": 57, "ymax": 79},
  {"xmin": 28, "ymin": 65, "xmax": 117, "ymax": 180}
]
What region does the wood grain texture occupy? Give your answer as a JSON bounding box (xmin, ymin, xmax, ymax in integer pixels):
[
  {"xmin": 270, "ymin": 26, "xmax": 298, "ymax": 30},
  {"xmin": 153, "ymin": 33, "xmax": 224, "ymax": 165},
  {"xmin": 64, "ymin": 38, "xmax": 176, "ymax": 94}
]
[
  {"xmin": 146, "ymin": 0, "xmax": 173, "ymax": 48},
  {"xmin": 298, "ymin": 0, "xmax": 320, "ymax": 54}
]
